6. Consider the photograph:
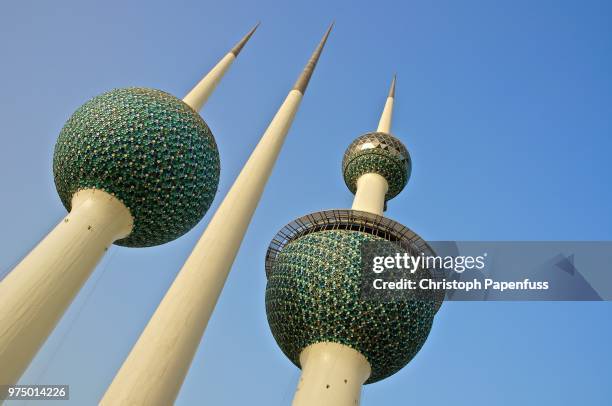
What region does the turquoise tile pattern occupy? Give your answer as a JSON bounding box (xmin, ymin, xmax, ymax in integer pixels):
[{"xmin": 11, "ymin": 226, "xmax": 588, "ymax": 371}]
[
  {"xmin": 53, "ymin": 87, "xmax": 220, "ymax": 247},
  {"xmin": 265, "ymin": 229, "xmax": 436, "ymax": 383}
]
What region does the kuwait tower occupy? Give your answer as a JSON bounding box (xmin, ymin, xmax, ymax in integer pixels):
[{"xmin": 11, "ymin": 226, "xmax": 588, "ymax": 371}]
[
  {"xmin": 265, "ymin": 76, "xmax": 443, "ymax": 405},
  {"xmin": 0, "ymin": 24, "xmax": 258, "ymax": 387}
]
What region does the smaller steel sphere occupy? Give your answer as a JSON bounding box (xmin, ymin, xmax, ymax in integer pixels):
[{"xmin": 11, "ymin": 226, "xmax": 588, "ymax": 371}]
[
  {"xmin": 342, "ymin": 132, "xmax": 411, "ymax": 200},
  {"xmin": 53, "ymin": 87, "xmax": 220, "ymax": 247}
]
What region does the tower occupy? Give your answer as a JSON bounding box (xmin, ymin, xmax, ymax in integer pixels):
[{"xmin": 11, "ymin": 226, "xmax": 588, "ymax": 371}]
[
  {"xmin": 100, "ymin": 25, "xmax": 333, "ymax": 405},
  {"xmin": 264, "ymin": 76, "xmax": 442, "ymax": 405},
  {"xmin": 0, "ymin": 24, "xmax": 258, "ymax": 386}
]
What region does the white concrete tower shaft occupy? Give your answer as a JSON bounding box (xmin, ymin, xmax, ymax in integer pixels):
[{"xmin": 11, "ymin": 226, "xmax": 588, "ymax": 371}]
[
  {"xmin": 0, "ymin": 26, "xmax": 256, "ymax": 387},
  {"xmin": 101, "ymin": 25, "xmax": 333, "ymax": 406},
  {"xmin": 351, "ymin": 75, "xmax": 396, "ymax": 216},
  {"xmin": 0, "ymin": 190, "xmax": 132, "ymax": 387},
  {"xmin": 293, "ymin": 342, "xmax": 371, "ymax": 406}
]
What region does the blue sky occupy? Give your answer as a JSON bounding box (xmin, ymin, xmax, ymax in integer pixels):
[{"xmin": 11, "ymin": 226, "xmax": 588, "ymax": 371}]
[{"xmin": 1, "ymin": 0, "xmax": 611, "ymax": 404}]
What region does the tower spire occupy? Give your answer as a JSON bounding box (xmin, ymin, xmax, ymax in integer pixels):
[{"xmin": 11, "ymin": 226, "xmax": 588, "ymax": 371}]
[
  {"xmin": 231, "ymin": 22, "xmax": 260, "ymax": 56},
  {"xmin": 293, "ymin": 22, "xmax": 333, "ymax": 93},
  {"xmin": 183, "ymin": 23, "xmax": 259, "ymax": 112},
  {"xmin": 101, "ymin": 25, "xmax": 333, "ymax": 406},
  {"xmin": 376, "ymin": 74, "xmax": 396, "ymax": 133}
]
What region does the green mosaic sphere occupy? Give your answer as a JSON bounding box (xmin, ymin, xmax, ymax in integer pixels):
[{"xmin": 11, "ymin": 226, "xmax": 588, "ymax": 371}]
[
  {"xmin": 53, "ymin": 87, "xmax": 220, "ymax": 247},
  {"xmin": 265, "ymin": 229, "xmax": 436, "ymax": 383},
  {"xmin": 342, "ymin": 132, "xmax": 411, "ymax": 200}
]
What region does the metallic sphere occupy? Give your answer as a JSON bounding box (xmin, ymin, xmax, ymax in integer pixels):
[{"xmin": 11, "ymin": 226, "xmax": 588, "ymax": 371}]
[
  {"xmin": 265, "ymin": 228, "xmax": 436, "ymax": 383},
  {"xmin": 53, "ymin": 87, "xmax": 220, "ymax": 247},
  {"xmin": 342, "ymin": 132, "xmax": 411, "ymax": 200}
]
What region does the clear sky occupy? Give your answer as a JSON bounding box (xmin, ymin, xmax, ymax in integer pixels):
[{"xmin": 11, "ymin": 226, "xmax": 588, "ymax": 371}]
[{"xmin": 1, "ymin": 0, "xmax": 611, "ymax": 404}]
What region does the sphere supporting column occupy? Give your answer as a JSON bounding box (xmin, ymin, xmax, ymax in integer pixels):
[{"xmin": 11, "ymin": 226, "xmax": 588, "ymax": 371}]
[
  {"xmin": 293, "ymin": 342, "xmax": 371, "ymax": 406},
  {"xmin": 0, "ymin": 189, "xmax": 132, "ymax": 386},
  {"xmin": 351, "ymin": 173, "xmax": 388, "ymax": 216}
]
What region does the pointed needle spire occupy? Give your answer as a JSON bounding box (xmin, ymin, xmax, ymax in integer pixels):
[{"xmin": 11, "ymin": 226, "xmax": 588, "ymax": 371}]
[
  {"xmin": 183, "ymin": 23, "xmax": 259, "ymax": 112},
  {"xmin": 293, "ymin": 22, "xmax": 333, "ymax": 94},
  {"xmin": 231, "ymin": 22, "xmax": 260, "ymax": 56},
  {"xmin": 377, "ymin": 74, "xmax": 396, "ymax": 133},
  {"xmin": 388, "ymin": 73, "xmax": 396, "ymax": 98}
]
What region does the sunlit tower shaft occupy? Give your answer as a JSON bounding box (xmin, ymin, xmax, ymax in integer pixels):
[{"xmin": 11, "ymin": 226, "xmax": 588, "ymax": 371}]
[
  {"xmin": 101, "ymin": 25, "xmax": 333, "ymax": 406},
  {"xmin": 0, "ymin": 25, "xmax": 258, "ymax": 387},
  {"xmin": 265, "ymin": 76, "xmax": 442, "ymax": 405}
]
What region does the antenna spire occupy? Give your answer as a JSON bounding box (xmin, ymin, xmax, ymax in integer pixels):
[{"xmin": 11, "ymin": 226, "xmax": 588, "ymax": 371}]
[
  {"xmin": 293, "ymin": 23, "xmax": 333, "ymax": 94},
  {"xmin": 377, "ymin": 74, "xmax": 396, "ymax": 133},
  {"xmin": 183, "ymin": 23, "xmax": 259, "ymax": 112},
  {"xmin": 231, "ymin": 22, "xmax": 260, "ymax": 56}
]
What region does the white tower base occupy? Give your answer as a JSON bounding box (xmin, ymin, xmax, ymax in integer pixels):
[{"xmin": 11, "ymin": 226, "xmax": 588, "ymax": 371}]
[
  {"xmin": 351, "ymin": 173, "xmax": 388, "ymax": 216},
  {"xmin": 293, "ymin": 342, "xmax": 371, "ymax": 406},
  {"xmin": 0, "ymin": 189, "xmax": 132, "ymax": 386}
]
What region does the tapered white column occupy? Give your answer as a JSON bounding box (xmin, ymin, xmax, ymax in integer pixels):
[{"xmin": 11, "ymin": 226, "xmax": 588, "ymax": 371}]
[
  {"xmin": 0, "ymin": 189, "xmax": 133, "ymax": 386},
  {"xmin": 183, "ymin": 23, "xmax": 259, "ymax": 111},
  {"xmin": 0, "ymin": 26, "xmax": 256, "ymax": 388},
  {"xmin": 101, "ymin": 25, "xmax": 333, "ymax": 406},
  {"xmin": 376, "ymin": 74, "xmax": 395, "ymax": 134},
  {"xmin": 293, "ymin": 342, "xmax": 371, "ymax": 406},
  {"xmin": 351, "ymin": 172, "xmax": 388, "ymax": 215}
]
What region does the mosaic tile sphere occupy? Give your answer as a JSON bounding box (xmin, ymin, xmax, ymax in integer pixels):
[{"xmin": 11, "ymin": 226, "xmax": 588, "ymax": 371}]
[
  {"xmin": 342, "ymin": 132, "xmax": 411, "ymax": 200},
  {"xmin": 266, "ymin": 229, "xmax": 436, "ymax": 383},
  {"xmin": 53, "ymin": 87, "xmax": 220, "ymax": 247}
]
